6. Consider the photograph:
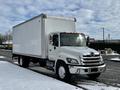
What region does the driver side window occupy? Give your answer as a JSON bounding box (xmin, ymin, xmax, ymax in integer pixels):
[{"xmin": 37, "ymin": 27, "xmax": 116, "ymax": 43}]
[{"xmin": 53, "ymin": 34, "xmax": 58, "ymax": 47}]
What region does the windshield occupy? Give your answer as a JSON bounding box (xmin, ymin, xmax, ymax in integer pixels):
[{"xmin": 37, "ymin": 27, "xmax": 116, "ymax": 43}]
[{"xmin": 60, "ymin": 33, "xmax": 86, "ymax": 46}]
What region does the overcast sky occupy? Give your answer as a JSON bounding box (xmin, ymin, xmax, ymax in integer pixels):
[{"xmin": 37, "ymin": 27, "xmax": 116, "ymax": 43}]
[{"xmin": 0, "ymin": 0, "xmax": 120, "ymax": 39}]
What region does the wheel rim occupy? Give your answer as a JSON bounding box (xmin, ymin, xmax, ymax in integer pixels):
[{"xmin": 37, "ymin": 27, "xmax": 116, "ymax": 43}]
[
  {"xmin": 58, "ymin": 66, "xmax": 66, "ymax": 79},
  {"xmin": 19, "ymin": 58, "xmax": 23, "ymax": 66}
]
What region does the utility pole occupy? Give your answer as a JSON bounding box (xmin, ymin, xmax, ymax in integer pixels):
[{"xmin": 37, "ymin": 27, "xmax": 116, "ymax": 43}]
[
  {"xmin": 103, "ymin": 27, "xmax": 105, "ymax": 42},
  {"xmin": 108, "ymin": 34, "xmax": 110, "ymax": 41}
]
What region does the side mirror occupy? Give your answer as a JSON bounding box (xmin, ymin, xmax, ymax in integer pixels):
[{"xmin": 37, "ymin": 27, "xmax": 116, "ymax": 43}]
[{"xmin": 86, "ymin": 36, "xmax": 90, "ymax": 46}]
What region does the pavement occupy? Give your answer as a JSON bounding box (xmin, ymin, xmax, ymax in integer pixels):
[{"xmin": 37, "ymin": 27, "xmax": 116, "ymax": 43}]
[
  {"xmin": 0, "ymin": 49, "xmax": 120, "ymax": 89},
  {"xmin": 0, "ymin": 61, "xmax": 82, "ymax": 90}
]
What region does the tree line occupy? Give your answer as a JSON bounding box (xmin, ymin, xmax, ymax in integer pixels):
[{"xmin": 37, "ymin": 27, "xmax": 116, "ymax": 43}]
[{"xmin": 0, "ymin": 30, "xmax": 12, "ymax": 44}]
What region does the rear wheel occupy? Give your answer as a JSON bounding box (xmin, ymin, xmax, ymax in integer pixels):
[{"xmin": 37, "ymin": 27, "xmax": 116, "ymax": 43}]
[
  {"xmin": 87, "ymin": 73, "xmax": 101, "ymax": 79},
  {"xmin": 18, "ymin": 56, "xmax": 30, "ymax": 68},
  {"xmin": 18, "ymin": 57, "xmax": 22, "ymax": 66},
  {"xmin": 56, "ymin": 62, "xmax": 71, "ymax": 81}
]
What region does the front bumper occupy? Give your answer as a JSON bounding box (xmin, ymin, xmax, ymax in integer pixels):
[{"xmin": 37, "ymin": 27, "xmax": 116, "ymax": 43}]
[{"xmin": 68, "ymin": 64, "xmax": 106, "ymax": 74}]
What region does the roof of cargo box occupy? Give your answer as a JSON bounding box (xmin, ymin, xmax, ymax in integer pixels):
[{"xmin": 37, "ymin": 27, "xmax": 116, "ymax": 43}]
[{"xmin": 13, "ymin": 13, "xmax": 76, "ymax": 28}]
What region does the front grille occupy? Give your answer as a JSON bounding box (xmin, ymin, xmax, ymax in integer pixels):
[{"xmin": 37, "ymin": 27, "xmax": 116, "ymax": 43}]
[
  {"xmin": 83, "ymin": 57, "xmax": 100, "ymax": 60},
  {"xmin": 83, "ymin": 54, "xmax": 100, "ymax": 57},
  {"xmin": 82, "ymin": 54, "xmax": 101, "ymax": 66}
]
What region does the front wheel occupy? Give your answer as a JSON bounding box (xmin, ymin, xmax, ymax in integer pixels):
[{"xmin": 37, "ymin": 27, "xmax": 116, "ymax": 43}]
[
  {"xmin": 87, "ymin": 73, "xmax": 101, "ymax": 79},
  {"xmin": 56, "ymin": 62, "xmax": 71, "ymax": 81}
]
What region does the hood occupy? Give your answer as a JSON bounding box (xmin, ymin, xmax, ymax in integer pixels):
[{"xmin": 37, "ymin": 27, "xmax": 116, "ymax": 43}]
[{"xmin": 61, "ymin": 46, "xmax": 99, "ymax": 56}]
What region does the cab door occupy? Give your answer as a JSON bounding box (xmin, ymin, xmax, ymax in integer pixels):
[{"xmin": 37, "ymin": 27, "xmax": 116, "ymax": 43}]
[{"xmin": 48, "ymin": 34, "xmax": 59, "ymax": 60}]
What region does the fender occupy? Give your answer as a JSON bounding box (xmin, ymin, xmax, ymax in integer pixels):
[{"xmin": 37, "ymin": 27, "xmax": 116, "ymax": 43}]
[{"xmin": 54, "ymin": 59, "xmax": 66, "ymax": 73}]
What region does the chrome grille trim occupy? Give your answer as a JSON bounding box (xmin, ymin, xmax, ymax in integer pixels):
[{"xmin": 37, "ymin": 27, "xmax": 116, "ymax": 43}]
[
  {"xmin": 83, "ymin": 60, "xmax": 100, "ymax": 63},
  {"xmin": 83, "ymin": 54, "xmax": 100, "ymax": 57},
  {"xmin": 82, "ymin": 54, "xmax": 101, "ymax": 66},
  {"xmin": 83, "ymin": 57, "xmax": 100, "ymax": 60}
]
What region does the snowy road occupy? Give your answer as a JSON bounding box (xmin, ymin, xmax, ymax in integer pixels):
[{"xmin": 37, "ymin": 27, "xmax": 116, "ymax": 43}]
[
  {"xmin": 0, "ymin": 49, "xmax": 120, "ymax": 90},
  {"xmin": 0, "ymin": 60, "xmax": 82, "ymax": 90},
  {"xmin": 0, "ymin": 59, "xmax": 119, "ymax": 90},
  {"xmin": 28, "ymin": 63, "xmax": 120, "ymax": 90}
]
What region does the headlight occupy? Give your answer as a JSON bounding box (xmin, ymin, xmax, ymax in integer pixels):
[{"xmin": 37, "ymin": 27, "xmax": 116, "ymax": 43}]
[{"xmin": 66, "ymin": 58, "xmax": 79, "ymax": 64}]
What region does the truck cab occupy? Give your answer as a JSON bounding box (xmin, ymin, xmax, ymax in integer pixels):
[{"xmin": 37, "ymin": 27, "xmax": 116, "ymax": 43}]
[{"xmin": 48, "ymin": 32, "xmax": 106, "ymax": 80}]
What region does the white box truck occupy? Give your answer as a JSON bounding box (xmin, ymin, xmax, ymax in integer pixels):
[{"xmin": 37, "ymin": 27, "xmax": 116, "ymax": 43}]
[{"xmin": 12, "ymin": 14, "xmax": 106, "ymax": 81}]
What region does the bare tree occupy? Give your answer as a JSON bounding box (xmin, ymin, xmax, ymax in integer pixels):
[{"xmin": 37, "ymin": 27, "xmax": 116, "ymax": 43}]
[{"xmin": 3, "ymin": 30, "xmax": 12, "ymax": 42}]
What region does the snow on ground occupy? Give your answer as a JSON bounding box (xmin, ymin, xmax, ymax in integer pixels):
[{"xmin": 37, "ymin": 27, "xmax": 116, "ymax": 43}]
[
  {"xmin": 106, "ymin": 52, "xmax": 119, "ymax": 55},
  {"xmin": 0, "ymin": 61, "xmax": 81, "ymax": 90},
  {"xmin": 14, "ymin": 60, "xmax": 120, "ymax": 90},
  {"xmin": 25, "ymin": 63, "xmax": 120, "ymax": 90},
  {"xmin": 0, "ymin": 56, "xmax": 5, "ymax": 58},
  {"xmin": 110, "ymin": 57, "xmax": 120, "ymax": 61},
  {"xmin": 77, "ymin": 80, "xmax": 120, "ymax": 90},
  {"xmin": 102, "ymin": 52, "xmax": 120, "ymax": 61},
  {"xmin": 1, "ymin": 56, "xmax": 120, "ymax": 90}
]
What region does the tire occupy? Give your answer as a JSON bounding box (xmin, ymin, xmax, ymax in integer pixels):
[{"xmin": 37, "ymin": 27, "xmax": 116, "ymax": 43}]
[
  {"xmin": 87, "ymin": 73, "xmax": 100, "ymax": 79},
  {"xmin": 56, "ymin": 62, "xmax": 71, "ymax": 81},
  {"xmin": 18, "ymin": 56, "xmax": 30, "ymax": 68}
]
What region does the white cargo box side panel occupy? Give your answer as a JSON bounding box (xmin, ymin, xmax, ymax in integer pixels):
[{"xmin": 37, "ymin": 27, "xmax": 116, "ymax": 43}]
[
  {"xmin": 13, "ymin": 17, "xmax": 43, "ymax": 57},
  {"xmin": 44, "ymin": 17, "xmax": 75, "ymax": 35}
]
